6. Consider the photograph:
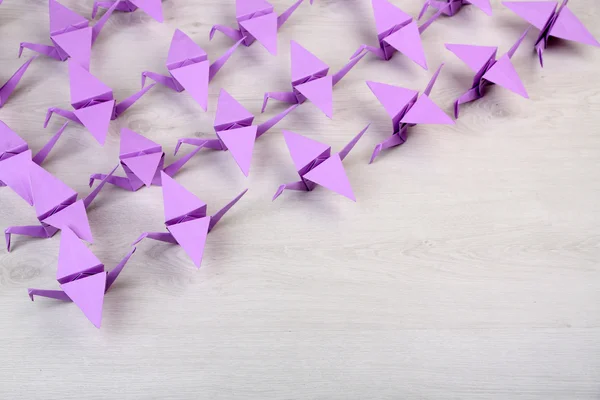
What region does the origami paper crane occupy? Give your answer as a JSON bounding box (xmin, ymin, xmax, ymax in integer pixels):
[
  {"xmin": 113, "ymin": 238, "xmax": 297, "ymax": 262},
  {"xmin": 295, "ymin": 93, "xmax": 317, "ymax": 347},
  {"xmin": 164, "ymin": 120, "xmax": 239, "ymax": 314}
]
[
  {"xmin": 2, "ymin": 153, "xmax": 118, "ymax": 251},
  {"xmin": 19, "ymin": 0, "xmax": 119, "ymax": 70},
  {"xmin": 350, "ymin": 0, "xmax": 448, "ymax": 70},
  {"xmin": 446, "ymin": 29, "xmax": 530, "ymax": 118},
  {"xmin": 503, "ymin": 0, "xmax": 599, "ymax": 66},
  {"xmin": 92, "ymin": 0, "xmax": 163, "ymax": 23},
  {"xmin": 88, "ymin": 128, "xmax": 203, "ymax": 192},
  {"xmin": 0, "ymin": 121, "xmax": 68, "ymax": 202},
  {"xmin": 273, "ymin": 124, "xmax": 370, "ymax": 202},
  {"xmin": 210, "ymin": 0, "xmax": 313, "ymax": 55},
  {"xmin": 0, "ymin": 57, "xmax": 37, "ymax": 108},
  {"xmin": 141, "ymin": 29, "xmax": 244, "ymax": 111},
  {"xmin": 174, "ymin": 89, "xmax": 298, "ymax": 177},
  {"xmin": 28, "ymin": 227, "xmax": 136, "ymax": 328},
  {"xmin": 261, "ymin": 41, "xmax": 366, "ymax": 118},
  {"xmin": 133, "ymin": 172, "xmax": 247, "ymax": 269},
  {"xmin": 418, "ymin": 0, "xmax": 492, "ymax": 20},
  {"xmin": 366, "ymin": 64, "xmax": 454, "ymax": 163},
  {"xmin": 44, "ymin": 61, "xmax": 155, "ymax": 145}
]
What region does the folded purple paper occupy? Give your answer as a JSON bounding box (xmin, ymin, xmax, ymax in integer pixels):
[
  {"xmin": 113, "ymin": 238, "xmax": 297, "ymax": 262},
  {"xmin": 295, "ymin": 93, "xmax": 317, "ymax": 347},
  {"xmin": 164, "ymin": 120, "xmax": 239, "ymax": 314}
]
[
  {"xmin": 1, "ymin": 152, "xmax": 118, "ymax": 251},
  {"xmin": 350, "ymin": 0, "xmax": 448, "ymax": 70},
  {"xmin": 133, "ymin": 172, "xmax": 247, "ymax": 269},
  {"xmin": 44, "ymin": 61, "xmax": 155, "ymax": 145},
  {"xmin": 141, "ymin": 29, "xmax": 243, "ymax": 111},
  {"xmin": 175, "ymin": 89, "xmax": 298, "ymax": 177},
  {"xmin": 419, "ymin": 0, "xmax": 492, "ymax": 20},
  {"xmin": 446, "ymin": 29, "xmax": 529, "ymax": 118},
  {"xmin": 89, "ymin": 128, "xmax": 202, "ymax": 191},
  {"xmin": 262, "ymin": 41, "xmax": 366, "ymax": 118},
  {"xmin": 0, "ymin": 120, "xmax": 68, "ymax": 201},
  {"xmin": 210, "ymin": 0, "xmax": 313, "ymax": 55},
  {"xmin": 273, "ymin": 124, "xmax": 370, "ymax": 202},
  {"xmin": 92, "ymin": 0, "xmax": 163, "ymax": 23},
  {"xmin": 28, "ymin": 227, "xmax": 136, "ymax": 328},
  {"xmin": 367, "ymin": 64, "xmax": 454, "ymax": 163},
  {"xmin": 19, "ymin": 0, "xmax": 119, "ymax": 70},
  {"xmin": 503, "ymin": 0, "xmax": 599, "ymax": 66},
  {"xmin": 0, "ymin": 57, "xmax": 37, "ymax": 108}
]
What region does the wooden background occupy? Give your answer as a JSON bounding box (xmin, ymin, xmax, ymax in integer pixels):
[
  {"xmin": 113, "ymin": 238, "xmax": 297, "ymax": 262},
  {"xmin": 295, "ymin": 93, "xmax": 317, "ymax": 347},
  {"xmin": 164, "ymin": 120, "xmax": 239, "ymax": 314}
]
[{"xmin": 1, "ymin": 0, "xmax": 599, "ymax": 398}]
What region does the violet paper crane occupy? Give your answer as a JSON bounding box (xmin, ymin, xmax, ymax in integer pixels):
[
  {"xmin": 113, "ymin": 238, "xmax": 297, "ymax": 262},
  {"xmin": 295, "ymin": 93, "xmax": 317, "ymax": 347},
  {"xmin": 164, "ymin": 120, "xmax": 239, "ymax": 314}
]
[
  {"xmin": 366, "ymin": 64, "xmax": 454, "ymax": 163},
  {"xmin": 503, "ymin": 0, "xmax": 599, "ymax": 67},
  {"xmin": 0, "ymin": 120, "xmax": 69, "ymax": 203},
  {"xmin": 141, "ymin": 29, "xmax": 244, "ymax": 111},
  {"xmin": 446, "ymin": 29, "xmax": 530, "ymax": 118},
  {"xmin": 210, "ymin": 0, "xmax": 313, "ymax": 56},
  {"xmin": 273, "ymin": 124, "xmax": 370, "ymax": 202},
  {"xmin": 19, "ymin": 0, "xmax": 119, "ymax": 71},
  {"xmin": 133, "ymin": 172, "xmax": 247, "ymax": 269},
  {"xmin": 261, "ymin": 40, "xmax": 366, "ymax": 119},
  {"xmin": 44, "ymin": 61, "xmax": 155, "ymax": 145},
  {"xmin": 418, "ymin": 0, "xmax": 492, "ymax": 20},
  {"xmin": 92, "ymin": 0, "xmax": 163, "ymax": 23},
  {"xmin": 0, "ymin": 57, "xmax": 37, "ymax": 108},
  {"xmin": 174, "ymin": 88, "xmax": 298, "ymax": 177},
  {"xmin": 350, "ymin": 0, "xmax": 448, "ymax": 70},
  {"xmin": 88, "ymin": 128, "xmax": 203, "ymax": 192},
  {"xmin": 28, "ymin": 227, "xmax": 137, "ymax": 328},
  {"xmin": 1, "ymin": 151, "xmax": 118, "ymax": 251}
]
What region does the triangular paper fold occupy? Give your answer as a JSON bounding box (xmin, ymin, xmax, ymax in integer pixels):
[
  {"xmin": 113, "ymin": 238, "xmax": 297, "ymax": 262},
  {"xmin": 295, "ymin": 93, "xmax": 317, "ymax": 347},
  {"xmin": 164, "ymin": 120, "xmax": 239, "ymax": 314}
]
[
  {"xmin": 74, "ymin": 100, "xmax": 115, "ymax": 145},
  {"xmin": 236, "ymin": 0, "xmax": 273, "ymax": 18},
  {"xmin": 122, "ymin": 152, "xmax": 163, "ymax": 187},
  {"xmin": 160, "ymin": 172, "xmax": 206, "ymax": 223},
  {"xmin": 239, "ymin": 12, "xmax": 278, "ymax": 55},
  {"xmin": 214, "ymin": 89, "xmax": 254, "ymax": 128},
  {"xmin": 290, "ymin": 40, "xmax": 329, "ymax": 82},
  {"xmin": 445, "ymin": 44, "xmax": 497, "ymax": 73},
  {"xmin": 167, "ymin": 29, "xmax": 207, "ymax": 68},
  {"xmin": 68, "ymin": 61, "xmax": 112, "ymax": 105},
  {"xmin": 400, "ymin": 94, "xmax": 454, "ymax": 125},
  {"xmin": 217, "ymin": 126, "xmax": 258, "ymax": 176},
  {"xmin": 130, "ymin": 0, "xmax": 164, "ymax": 22},
  {"xmin": 502, "ymin": 1, "xmax": 557, "ymax": 30},
  {"xmin": 372, "ymin": 0, "xmax": 412, "ymax": 35},
  {"xmin": 170, "ymin": 61, "xmax": 210, "ymax": 111},
  {"xmin": 61, "ymin": 272, "xmax": 106, "ymax": 328},
  {"xmin": 384, "ymin": 21, "xmax": 428, "ymax": 69},
  {"xmin": 0, "ymin": 150, "xmax": 33, "ymax": 205},
  {"xmin": 167, "ymin": 216, "xmax": 211, "ymax": 268},
  {"xmin": 56, "ymin": 227, "xmax": 102, "ymax": 282},
  {"xmin": 295, "ymin": 76, "xmax": 333, "ymax": 118},
  {"xmin": 29, "ymin": 163, "xmax": 77, "ymax": 218},
  {"xmin": 120, "ymin": 128, "xmax": 161, "ymax": 157},
  {"xmin": 303, "ymin": 154, "xmax": 356, "ymax": 201},
  {"xmin": 482, "ymin": 54, "xmax": 529, "ymax": 98},
  {"xmin": 52, "ymin": 27, "xmax": 92, "ymax": 71},
  {"xmin": 550, "ymin": 6, "xmax": 600, "ymax": 46},
  {"xmin": 49, "ymin": 0, "xmax": 88, "ymax": 35},
  {"xmin": 42, "ymin": 200, "xmax": 93, "ymax": 243},
  {"xmin": 283, "ymin": 130, "xmax": 330, "ymax": 171},
  {"xmin": 367, "ymin": 81, "xmax": 419, "ymax": 120}
]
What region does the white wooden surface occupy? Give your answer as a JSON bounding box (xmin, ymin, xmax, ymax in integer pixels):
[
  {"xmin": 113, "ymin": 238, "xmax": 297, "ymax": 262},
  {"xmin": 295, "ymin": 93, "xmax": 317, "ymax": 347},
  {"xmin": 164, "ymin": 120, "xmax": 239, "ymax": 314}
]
[{"xmin": 1, "ymin": 0, "xmax": 599, "ymax": 398}]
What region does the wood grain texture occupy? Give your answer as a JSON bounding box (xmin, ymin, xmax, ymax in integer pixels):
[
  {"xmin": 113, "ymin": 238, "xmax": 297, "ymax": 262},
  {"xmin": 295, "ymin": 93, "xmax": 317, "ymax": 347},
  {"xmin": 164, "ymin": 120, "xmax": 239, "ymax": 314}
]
[{"xmin": 1, "ymin": 0, "xmax": 599, "ymax": 398}]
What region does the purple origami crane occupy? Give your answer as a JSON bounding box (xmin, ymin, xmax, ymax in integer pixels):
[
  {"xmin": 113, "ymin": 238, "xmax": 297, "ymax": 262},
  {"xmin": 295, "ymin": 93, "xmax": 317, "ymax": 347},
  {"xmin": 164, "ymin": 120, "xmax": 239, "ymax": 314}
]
[
  {"xmin": 261, "ymin": 40, "xmax": 366, "ymax": 118},
  {"xmin": 503, "ymin": 0, "xmax": 599, "ymax": 66},
  {"xmin": 1, "ymin": 151, "xmax": 118, "ymax": 251},
  {"xmin": 210, "ymin": 0, "xmax": 313, "ymax": 55},
  {"xmin": 367, "ymin": 64, "xmax": 454, "ymax": 163},
  {"xmin": 175, "ymin": 89, "xmax": 298, "ymax": 177},
  {"xmin": 0, "ymin": 121, "xmax": 68, "ymax": 201},
  {"xmin": 446, "ymin": 29, "xmax": 530, "ymax": 118},
  {"xmin": 92, "ymin": 0, "xmax": 163, "ymax": 23},
  {"xmin": 141, "ymin": 29, "xmax": 243, "ymax": 111},
  {"xmin": 88, "ymin": 128, "xmax": 202, "ymax": 191},
  {"xmin": 133, "ymin": 172, "xmax": 247, "ymax": 269},
  {"xmin": 0, "ymin": 57, "xmax": 37, "ymax": 108},
  {"xmin": 418, "ymin": 0, "xmax": 492, "ymax": 20},
  {"xmin": 44, "ymin": 61, "xmax": 155, "ymax": 145},
  {"xmin": 28, "ymin": 227, "xmax": 136, "ymax": 328},
  {"xmin": 273, "ymin": 124, "xmax": 370, "ymax": 202},
  {"xmin": 350, "ymin": 0, "xmax": 448, "ymax": 70},
  {"xmin": 19, "ymin": 0, "xmax": 119, "ymax": 71}
]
